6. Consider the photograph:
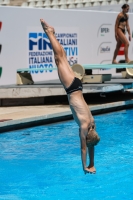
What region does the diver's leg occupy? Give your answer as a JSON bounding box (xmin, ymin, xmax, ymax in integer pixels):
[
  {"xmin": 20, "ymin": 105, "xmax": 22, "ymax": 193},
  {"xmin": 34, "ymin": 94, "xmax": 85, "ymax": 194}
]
[
  {"xmin": 40, "ymin": 19, "xmax": 75, "ymax": 88},
  {"xmin": 117, "ymin": 28, "xmax": 130, "ymax": 63},
  {"xmin": 112, "ymin": 39, "xmax": 122, "ymax": 64}
]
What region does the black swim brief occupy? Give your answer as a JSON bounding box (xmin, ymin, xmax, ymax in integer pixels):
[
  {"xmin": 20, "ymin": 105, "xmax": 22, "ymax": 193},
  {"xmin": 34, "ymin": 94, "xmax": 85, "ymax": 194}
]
[
  {"xmin": 65, "ymin": 77, "xmax": 83, "ymax": 94},
  {"xmin": 118, "ymin": 27, "xmax": 125, "ymax": 34}
]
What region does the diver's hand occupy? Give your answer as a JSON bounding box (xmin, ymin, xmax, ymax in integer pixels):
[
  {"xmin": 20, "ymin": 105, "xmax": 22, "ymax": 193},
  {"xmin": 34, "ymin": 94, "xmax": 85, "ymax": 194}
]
[
  {"xmin": 84, "ymin": 167, "xmax": 92, "ymax": 174},
  {"xmin": 84, "ymin": 167, "xmax": 96, "ymax": 174}
]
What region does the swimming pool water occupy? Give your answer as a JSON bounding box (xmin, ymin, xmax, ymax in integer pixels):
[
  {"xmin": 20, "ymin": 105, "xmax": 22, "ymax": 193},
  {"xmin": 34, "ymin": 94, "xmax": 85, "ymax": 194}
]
[{"xmin": 0, "ymin": 109, "xmax": 133, "ymax": 200}]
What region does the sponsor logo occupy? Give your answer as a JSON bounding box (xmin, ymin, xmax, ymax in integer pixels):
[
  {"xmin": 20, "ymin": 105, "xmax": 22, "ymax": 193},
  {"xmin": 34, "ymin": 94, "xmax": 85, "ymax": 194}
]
[
  {"xmin": 97, "ymin": 42, "xmax": 111, "ymax": 55},
  {"xmin": 100, "ymin": 46, "xmax": 110, "ymax": 53},
  {"xmin": 28, "ymin": 31, "xmax": 78, "ymax": 73},
  {"xmin": 118, "ymin": 44, "xmax": 125, "ymax": 56},
  {"xmin": 29, "ymin": 33, "xmax": 52, "ymax": 51},
  {"xmin": 68, "ymin": 57, "xmax": 77, "ymax": 66},
  {"xmin": 28, "ymin": 33, "xmax": 54, "ymax": 73},
  {"xmin": 55, "ymin": 33, "xmax": 78, "ymax": 66},
  {"xmin": 101, "ymin": 28, "xmax": 109, "ymax": 34},
  {"xmin": 97, "ymin": 24, "xmax": 112, "ymax": 37}
]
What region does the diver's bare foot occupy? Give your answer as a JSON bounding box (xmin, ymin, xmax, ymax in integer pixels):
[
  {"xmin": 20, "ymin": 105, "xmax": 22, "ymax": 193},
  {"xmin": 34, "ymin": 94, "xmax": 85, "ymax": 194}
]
[
  {"xmin": 126, "ymin": 59, "xmax": 131, "ymax": 63},
  {"xmin": 112, "ymin": 60, "xmax": 118, "ymax": 64},
  {"xmin": 40, "ymin": 19, "xmax": 55, "ymax": 34}
]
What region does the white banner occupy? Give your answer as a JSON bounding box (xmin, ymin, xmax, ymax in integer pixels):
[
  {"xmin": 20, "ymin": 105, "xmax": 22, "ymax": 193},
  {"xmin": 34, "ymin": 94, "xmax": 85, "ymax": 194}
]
[{"xmin": 0, "ymin": 7, "xmax": 133, "ymax": 85}]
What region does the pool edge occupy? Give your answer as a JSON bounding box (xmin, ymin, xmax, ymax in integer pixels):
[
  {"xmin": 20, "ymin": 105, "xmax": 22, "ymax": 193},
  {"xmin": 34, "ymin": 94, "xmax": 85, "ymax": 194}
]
[{"xmin": 0, "ymin": 100, "xmax": 133, "ymax": 133}]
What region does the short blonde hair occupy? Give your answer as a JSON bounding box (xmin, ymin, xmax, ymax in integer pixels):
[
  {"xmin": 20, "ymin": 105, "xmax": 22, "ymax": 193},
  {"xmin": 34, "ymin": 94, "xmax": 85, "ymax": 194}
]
[{"xmin": 86, "ymin": 126, "xmax": 100, "ymax": 147}]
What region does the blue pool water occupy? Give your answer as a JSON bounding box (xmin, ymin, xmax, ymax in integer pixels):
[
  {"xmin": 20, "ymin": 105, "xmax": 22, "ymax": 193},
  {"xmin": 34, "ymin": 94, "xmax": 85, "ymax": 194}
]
[{"xmin": 0, "ymin": 109, "xmax": 133, "ymax": 200}]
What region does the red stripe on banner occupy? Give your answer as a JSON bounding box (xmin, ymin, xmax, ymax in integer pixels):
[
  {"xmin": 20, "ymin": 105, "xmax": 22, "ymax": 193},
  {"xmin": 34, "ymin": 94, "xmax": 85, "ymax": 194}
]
[
  {"xmin": 0, "ymin": 22, "xmax": 2, "ymax": 30},
  {"xmin": 118, "ymin": 44, "xmax": 125, "ymax": 55}
]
